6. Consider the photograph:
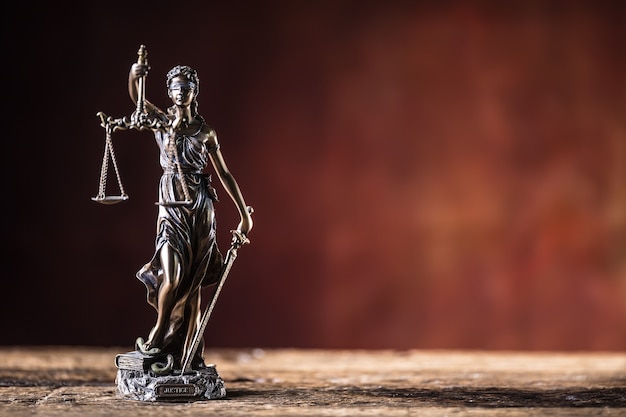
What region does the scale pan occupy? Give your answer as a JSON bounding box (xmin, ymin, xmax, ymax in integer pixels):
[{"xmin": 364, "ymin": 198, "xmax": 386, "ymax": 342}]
[
  {"xmin": 92, "ymin": 195, "xmax": 129, "ymax": 205},
  {"xmin": 156, "ymin": 200, "xmax": 192, "ymax": 207}
]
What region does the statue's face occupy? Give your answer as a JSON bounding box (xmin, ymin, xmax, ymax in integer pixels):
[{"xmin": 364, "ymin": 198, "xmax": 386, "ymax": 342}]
[{"xmin": 168, "ymin": 76, "xmax": 196, "ymax": 107}]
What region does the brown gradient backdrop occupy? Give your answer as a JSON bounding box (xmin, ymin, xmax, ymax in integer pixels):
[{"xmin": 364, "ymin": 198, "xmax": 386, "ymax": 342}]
[{"xmin": 4, "ymin": 1, "xmax": 625, "ymax": 351}]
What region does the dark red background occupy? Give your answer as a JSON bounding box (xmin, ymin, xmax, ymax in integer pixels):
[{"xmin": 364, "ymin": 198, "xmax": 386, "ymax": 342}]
[{"xmin": 4, "ymin": 1, "xmax": 626, "ymax": 351}]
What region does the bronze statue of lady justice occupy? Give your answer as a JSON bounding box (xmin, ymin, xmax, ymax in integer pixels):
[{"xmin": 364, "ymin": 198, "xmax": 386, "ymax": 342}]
[{"xmin": 93, "ymin": 45, "xmax": 253, "ymax": 401}]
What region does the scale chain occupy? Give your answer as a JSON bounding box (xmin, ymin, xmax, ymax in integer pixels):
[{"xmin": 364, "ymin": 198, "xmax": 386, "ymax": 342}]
[
  {"xmin": 95, "ymin": 132, "xmax": 110, "ymax": 199},
  {"xmin": 93, "ymin": 121, "xmax": 128, "ymax": 203},
  {"xmin": 107, "ymin": 126, "xmax": 127, "ymax": 198}
]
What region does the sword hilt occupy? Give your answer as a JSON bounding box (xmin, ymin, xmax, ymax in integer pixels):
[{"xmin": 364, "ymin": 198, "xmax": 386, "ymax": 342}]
[{"xmin": 230, "ymin": 229, "xmax": 250, "ymax": 249}]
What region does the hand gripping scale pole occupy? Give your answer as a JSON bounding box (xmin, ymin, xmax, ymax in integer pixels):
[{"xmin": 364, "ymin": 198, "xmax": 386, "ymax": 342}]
[{"xmin": 181, "ymin": 224, "xmax": 251, "ymax": 375}]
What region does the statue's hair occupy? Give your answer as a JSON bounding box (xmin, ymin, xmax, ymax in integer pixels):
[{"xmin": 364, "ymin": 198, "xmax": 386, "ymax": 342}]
[
  {"xmin": 165, "ymin": 65, "xmax": 203, "ymax": 120},
  {"xmin": 166, "ymin": 65, "xmax": 199, "ymax": 95}
]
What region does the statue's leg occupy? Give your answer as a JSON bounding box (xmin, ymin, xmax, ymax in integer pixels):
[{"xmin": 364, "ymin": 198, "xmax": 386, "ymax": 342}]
[
  {"xmin": 181, "ymin": 287, "xmax": 203, "ymax": 368},
  {"xmin": 145, "ymin": 244, "xmax": 181, "ymax": 351}
]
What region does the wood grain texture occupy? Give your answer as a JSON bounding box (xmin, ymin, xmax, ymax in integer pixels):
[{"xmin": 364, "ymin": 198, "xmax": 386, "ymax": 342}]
[{"xmin": 0, "ymin": 347, "xmax": 624, "ymax": 416}]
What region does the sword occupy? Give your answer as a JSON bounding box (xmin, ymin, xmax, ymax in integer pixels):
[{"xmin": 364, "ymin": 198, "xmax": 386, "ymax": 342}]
[{"xmin": 181, "ymin": 216, "xmax": 252, "ymax": 374}]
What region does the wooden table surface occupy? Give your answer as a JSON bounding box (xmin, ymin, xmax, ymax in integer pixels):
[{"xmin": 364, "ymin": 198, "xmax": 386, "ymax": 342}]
[{"xmin": 0, "ymin": 346, "xmax": 624, "ymax": 416}]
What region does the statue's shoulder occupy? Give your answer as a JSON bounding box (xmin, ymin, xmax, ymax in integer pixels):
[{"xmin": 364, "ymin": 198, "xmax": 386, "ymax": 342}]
[
  {"xmin": 200, "ymin": 124, "xmax": 216, "ymax": 136},
  {"xmin": 200, "ymin": 124, "xmax": 219, "ymax": 150}
]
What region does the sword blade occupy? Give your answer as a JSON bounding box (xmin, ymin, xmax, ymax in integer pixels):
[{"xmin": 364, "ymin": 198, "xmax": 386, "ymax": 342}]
[{"xmin": 181, "ymin": 245, "xmax": 239, "ymax": 374}]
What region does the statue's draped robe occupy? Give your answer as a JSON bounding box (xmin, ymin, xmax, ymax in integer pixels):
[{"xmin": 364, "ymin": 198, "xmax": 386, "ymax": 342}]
[{"xmin": 137, "ymin": 127, "xmax": 222, "ymax": 365}]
